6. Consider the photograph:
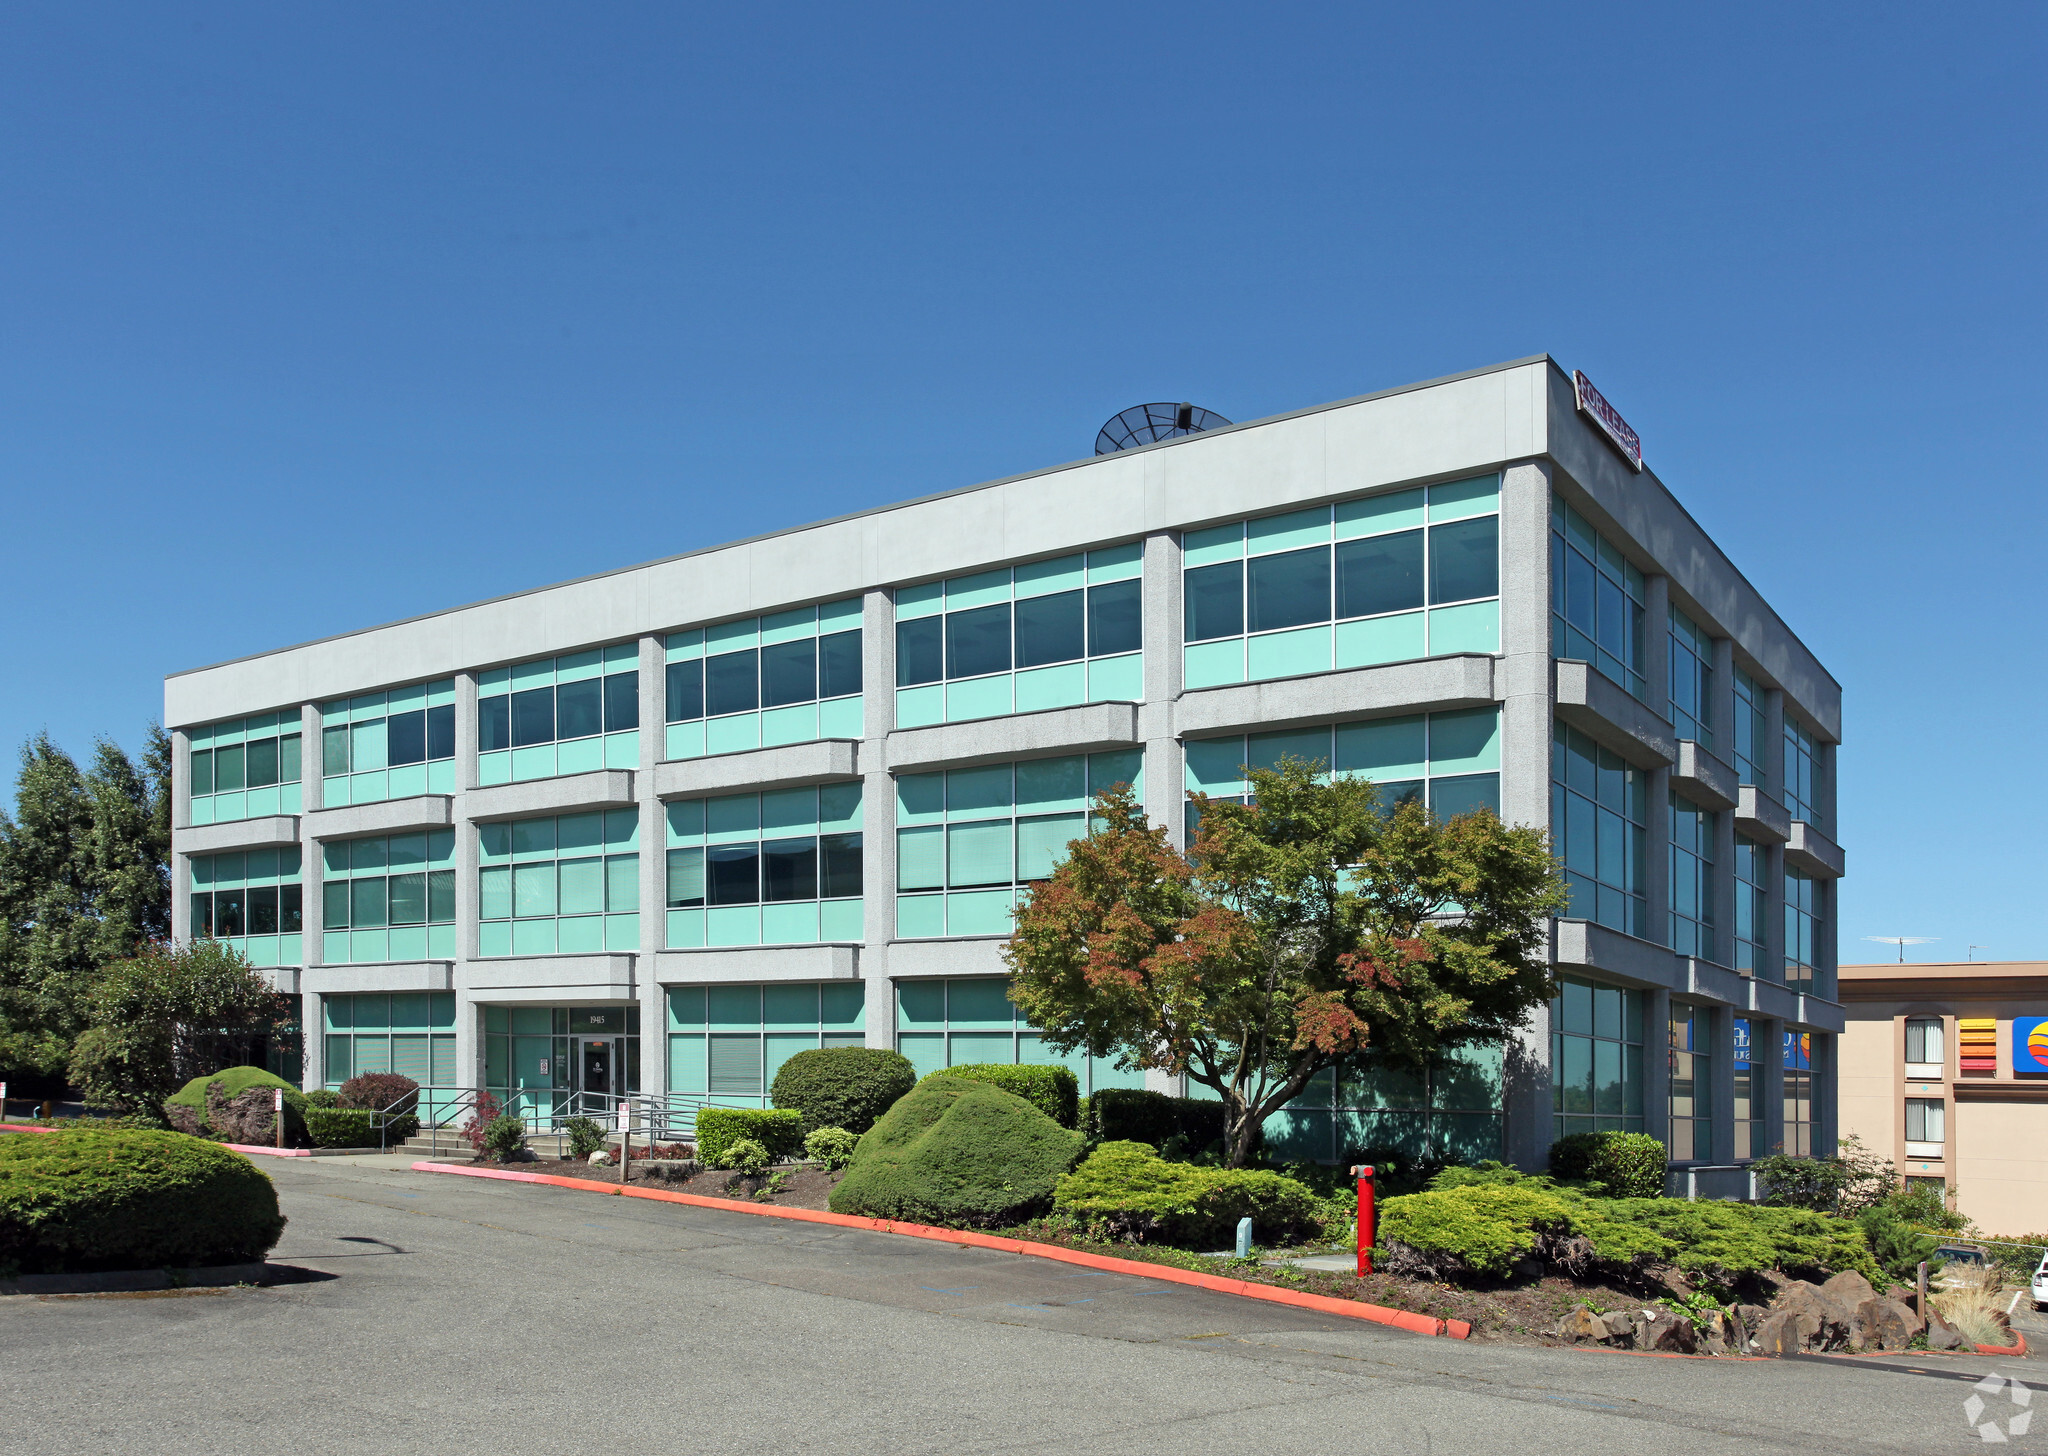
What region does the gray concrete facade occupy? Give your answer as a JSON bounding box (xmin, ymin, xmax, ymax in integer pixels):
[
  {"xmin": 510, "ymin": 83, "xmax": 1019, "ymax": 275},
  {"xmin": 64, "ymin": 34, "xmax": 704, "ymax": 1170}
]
[{"xmin": 167, "ymin": 354, "xmax": 1842, "ymax": 1177}]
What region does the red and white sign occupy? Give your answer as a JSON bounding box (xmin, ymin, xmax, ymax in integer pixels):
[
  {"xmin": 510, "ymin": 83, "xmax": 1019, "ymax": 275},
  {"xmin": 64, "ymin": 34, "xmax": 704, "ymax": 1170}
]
[{"xmin": 1573, "ymin": 370, "xmax": 1643, "ymax": 472}]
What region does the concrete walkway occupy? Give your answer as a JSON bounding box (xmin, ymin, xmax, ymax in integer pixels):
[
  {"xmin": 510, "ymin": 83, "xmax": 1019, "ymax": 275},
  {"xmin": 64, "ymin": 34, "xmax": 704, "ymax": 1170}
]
[{"xmin": 0, "ymin": 1155, "xmax": 2031, "ymax": 1456}]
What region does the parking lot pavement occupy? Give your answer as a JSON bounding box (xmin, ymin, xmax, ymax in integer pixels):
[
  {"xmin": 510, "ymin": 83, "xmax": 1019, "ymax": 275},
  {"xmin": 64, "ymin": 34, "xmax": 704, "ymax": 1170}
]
[{"xmin": 0, "ymin": 1156, "xmax": 2034, "ymax": 1456}]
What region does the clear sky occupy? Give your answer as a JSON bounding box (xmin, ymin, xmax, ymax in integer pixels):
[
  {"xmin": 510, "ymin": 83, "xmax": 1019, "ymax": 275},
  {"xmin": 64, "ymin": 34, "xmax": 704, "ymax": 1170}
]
[{"xmin": 2, "ymin": 4, "xmax": 2042, "ymax": 960}]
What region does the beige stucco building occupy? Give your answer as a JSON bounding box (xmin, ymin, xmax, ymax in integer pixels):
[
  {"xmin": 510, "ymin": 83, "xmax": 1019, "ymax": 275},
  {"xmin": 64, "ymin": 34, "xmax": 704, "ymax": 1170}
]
[{"xmin": 1839, "ymin": 960, "xmax": 2048, "ymax": 1236}]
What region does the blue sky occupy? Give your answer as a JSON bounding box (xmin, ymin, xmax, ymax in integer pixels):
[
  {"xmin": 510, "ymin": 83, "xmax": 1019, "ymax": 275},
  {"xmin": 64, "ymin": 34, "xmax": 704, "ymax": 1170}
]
[{"xmin": 2, "ymin": 4, "xmax": 2041, "ymax": 960}]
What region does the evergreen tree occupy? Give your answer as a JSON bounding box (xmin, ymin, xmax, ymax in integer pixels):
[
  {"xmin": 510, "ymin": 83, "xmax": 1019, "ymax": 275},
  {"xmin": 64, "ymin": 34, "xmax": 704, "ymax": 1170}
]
[{"xmin": 0, "ymin": 727, "xmax": 173, "ymax": 1082}]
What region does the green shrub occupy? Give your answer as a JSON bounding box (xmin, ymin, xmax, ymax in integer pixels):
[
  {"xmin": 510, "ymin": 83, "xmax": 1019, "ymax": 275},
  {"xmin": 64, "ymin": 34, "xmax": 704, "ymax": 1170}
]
[
  {"xmin": 715, "ymin": 1138, "xmax": 772, "ymax": 1177},
  {"xmin": 829, "ymin": 1075, "xmax": 1082, "ymax": 1227},
  {"xmin": 163, "ymin": 1066, "xmax": 305, "ymax": 1140},
  {"xmin": 1053, "ymin": 1140, "xmax": 1324, "ymax": 1247},
  {"xmin": 0, "ymin": 1129, "xmax": 285, "ymax": 1273},
  {"xmin": 805, "ymin": 1126, "xmax": 859, "ymax": 1171},
  {"xmin": 921, "ymin": 1064, "xmax": 1079, "ymax": 1128},
  {"xmin": 337, "ymin": 1073, "xmax": 419, "ymax": 1114},
  {"xmin": 1857, "ymin": 1204, "xmax": 1944, "ymax": 1284},
  {"xmin": 304, "ymin": 1108, "xmax": 419, "ymax": 1148},
  {"xmin": 302, "ymin": 1088, "xmax": 340, "ymax": 1109},
  {"xmin": 563, "ymin": 1117, "xmax": 608, "ymax": 1158},
  {"xmin": 1086, "ymin": 1089, "xmax": 1230, "ymax": 1152},
  {"xmin": 696, "ymin": 1108, "xmax": 804, "ymax": 1165},
  {"xmin": 769, "ymin": 1048, "xmax": 916, "ymax": 1134},
  {"xmin": 1615, "ymin": 1197, "xmax": 1880, "ymax": 1284},
  {"xmin": 1548, "ymin": 1130, "xmax": 1668, "ymax": 1197},
  {"xmin": 482, "ymin": 1114, "xmax": 526, "ymax": 1161}
]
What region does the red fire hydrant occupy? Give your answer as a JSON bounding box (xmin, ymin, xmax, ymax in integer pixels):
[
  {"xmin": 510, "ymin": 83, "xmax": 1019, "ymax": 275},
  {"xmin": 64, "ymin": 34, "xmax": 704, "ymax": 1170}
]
[{"xmin": 1351, "ymin": 1164, "xmax": 1376, "ymax": 1276}]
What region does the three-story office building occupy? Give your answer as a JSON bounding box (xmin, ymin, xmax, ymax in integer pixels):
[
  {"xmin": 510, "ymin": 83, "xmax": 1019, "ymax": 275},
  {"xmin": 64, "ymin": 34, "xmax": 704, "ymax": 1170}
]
[{"xmin": 166, "ymin": 355, "xmax": 1844, "ymax": 1183}]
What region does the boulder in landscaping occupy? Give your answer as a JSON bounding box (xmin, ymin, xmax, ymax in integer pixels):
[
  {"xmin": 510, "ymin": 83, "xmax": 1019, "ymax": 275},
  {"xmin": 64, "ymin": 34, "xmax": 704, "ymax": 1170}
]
[
  {"xmin": 1555, "ymin": 1306, "xmax": 1605, "ymax": 1342},
  {"xmin": 1638, "ymin": 1309, "xmax": 1698, "ymax": 1354},
  {"xmin": 1927, "ymin": 1315, "xmax": 1964, "ymax": 1351},
  {"xmin": 1751, "ymin": 1309, "xmax": 1805, "ymax": 1356},
  {"xmin": 1820, "ymin": 1269, "xmax": 1878, "ymax": 1309},
  {"xmin": 1849, "ymin": 1296, "xmax": 1919, "ymax": 1352},
  {"xmin": 1769, "ymin": 1279, "xmax": 1853, "ymax": 1351},
  {"xmin": 827, "ymin": 1075, "xmax": 1081, "ymax": 1227}
]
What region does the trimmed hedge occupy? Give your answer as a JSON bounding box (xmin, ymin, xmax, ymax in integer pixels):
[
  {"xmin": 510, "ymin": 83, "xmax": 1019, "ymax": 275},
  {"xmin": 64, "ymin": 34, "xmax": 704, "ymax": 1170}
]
[
  {"xmin": 1379, "ymin": 1167, "xmax": 1882, "ymax": 1285},
  {"xmin": 769, "ymin": 1048, "xmax": 917, "ymax": 1134},
  {"xmin": 829, "ymin": 1075, "xmax": 1082, "ymax": 1227},
  {"xmin": 0, "ymin": 1129, "xmax": 286, "ymax": 1273},
  {"xmin": 1086, "ymin": 1088, "xmax": 1228, "ymax": 1152},
  {"xmin": 1053, "ymin": 1141, "xmax": 1323, "ymax": 1248},
  {"xmin": 337, "ymin": 1073, "xmax": 419, "ymax": 1113},
  {"xmin": 921, "ymin": 1064, "xmax": 1079, "ymax": 1129},
  {"xmin": 1548, "ymin": 1130, "xmax": 1669, "ymax": 1198},
  {"xmin": 305, "ymin": 1108, "xmax": 419, "ymax": 1148},
  {"xmin": 696, "ymin": 1107, "xmax": 805, "ymax": 1165},
  {"xmin": 164, "ymin": 1066, "xmax": 306, "ymax": 1140}
]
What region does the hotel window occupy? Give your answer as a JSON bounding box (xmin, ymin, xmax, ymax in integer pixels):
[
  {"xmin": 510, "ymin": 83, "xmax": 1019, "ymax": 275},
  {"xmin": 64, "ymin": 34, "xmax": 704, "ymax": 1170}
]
[
  {"xmin": 478, "ymin": 810, "xmax": 640, "ymax": 956},
  {"xmin": 1733, "ymin": 836, "xmax": 1767, "ymax": 975},
  {"xmin": 895, "ymin": 977, "xmax": 1143, "ymax": 1095},
  {"xmin": 320, "ymin": 831, "xmax": 457, "ymax": 964},
  {"xmin": 1782, "ymin": 1030, "xmax": 1813, "ymax": 1157},
  {"xmin": 1784, "ymin": 868, "xmax": 1818, "ymax": 990},
  {"xmin": 1551, "ymin": 975, "xmax": 1644, "ymax": 1141},
  {"xmin": 1551, "ymin": 722, "xmax": 1647, "ymax": 938},
  {"xmin": 1668, "ymin": 792, "xmax": 1715, "ymax": 960},
  {"xmin": 1733, "ymin": 668, "xmax": 1768, "ymax": 787},
  {"xmin": 1783, "ymin": 717, "xmax": 1819, "ymax": 824},
  {"xmin": 1185, "ymin": 707, "xmax": 1500, "ymax": 844},
  {"xmin": 1669, "ymin": 609, "xmax": 1714, "ymax": 749},
  {"xmin": 664, "ymin": 784, "xmax": 863, "ymax": 949},
  {"xmin": 1732, "ymin": 1018, "xmax": 1764, "ymax": 1160},
  {"xmin": 1904, "ymin": 1097, "xmax": 1946, "ymax": 1159},
  {"xmin": 665, "ymin": 598, "xmax": 863, "ymax": 759},
  {"xmin": 667, "ymin": 983, "xmax": 865, "ymax": 1109},
  {"xmin": 188, "ymin": 713, "xmax": 303, "ymax": 824},
  {"xmin": 896, "ymin": 546, "xmax": 1142, "ymax": 727},
  {"xmin": 190, "ymin": 848, "xmax": 304, "ymax": 968},
  {"xmin": 895, "ymin": 750, "xmax": 1142, "ymax": 939},
  {"xmin": 1182, "ymin": 477, "xmax": 1501, "ymax": 691},
  {"xmin": 1668, "ymin": 1005, "xmax": 1711, "ymax": 1162},
  {"xmin": 320, "ymin": 679, "xmax": 456, "ymax": 807},
  {"xmin": 1551, "ymin": 495, "xmax": 1646, "ymax": 699},
  {"xmin": 1905, "ymin": 1017, "xmax": 1945, "ymax": 1079},
  {"xmin": 478, "ymin": 644, "xmax": 640, "ymax": 786}
]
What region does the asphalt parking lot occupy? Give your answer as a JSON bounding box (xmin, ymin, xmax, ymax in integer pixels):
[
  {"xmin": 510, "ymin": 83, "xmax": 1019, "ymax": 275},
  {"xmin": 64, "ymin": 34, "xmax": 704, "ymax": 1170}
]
[{"xmin": 0, "ymin": 1155, "xmax": 2034, "ymax": 1456}]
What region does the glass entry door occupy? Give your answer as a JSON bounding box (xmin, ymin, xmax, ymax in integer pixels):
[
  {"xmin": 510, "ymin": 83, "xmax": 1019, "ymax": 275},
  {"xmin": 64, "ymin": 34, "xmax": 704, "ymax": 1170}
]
[{"xmin": 576, "ymin": 1036, "xmax": 621, "ymax": 1114}]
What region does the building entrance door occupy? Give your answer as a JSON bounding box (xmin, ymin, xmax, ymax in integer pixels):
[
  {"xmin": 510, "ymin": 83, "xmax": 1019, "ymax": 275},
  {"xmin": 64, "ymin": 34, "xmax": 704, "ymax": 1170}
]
[{"xmin": 577, "ymin": 1037, "xmax": 620, "ymax": 1114}]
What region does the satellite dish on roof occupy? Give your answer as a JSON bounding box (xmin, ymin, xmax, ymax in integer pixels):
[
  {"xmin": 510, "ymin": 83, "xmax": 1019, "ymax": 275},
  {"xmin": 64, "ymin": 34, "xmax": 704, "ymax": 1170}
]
[{"xmin": 1095, "ymin": 402, "xmax": 1230, "ymax": 455}]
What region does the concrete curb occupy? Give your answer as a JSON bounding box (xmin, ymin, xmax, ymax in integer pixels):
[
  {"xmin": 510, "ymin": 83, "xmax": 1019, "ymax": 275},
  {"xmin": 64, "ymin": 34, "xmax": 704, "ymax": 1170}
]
[
  {"xmin": 1, "ymin": 1125, "xmax": 390, "ymax": 1158},
  {"xmin": 410, "ymin": 1159, "xmax": 1469, "ymax": 1339},
  {"xmin": 0, "ymin": 1262, "xmax": 314, "ymax": 1296}
]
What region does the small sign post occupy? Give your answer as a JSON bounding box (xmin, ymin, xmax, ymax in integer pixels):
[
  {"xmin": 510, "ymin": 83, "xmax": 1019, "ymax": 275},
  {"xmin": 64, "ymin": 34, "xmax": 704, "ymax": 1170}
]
[
  {"xmin": 274, "ymin": 1088, "xmax": 285, "ymax": 1149},
  {"xmin": 1351, "ymin": 1164, "xmax": 1377, "ymax": 1277},
  {"xmin": 619, "ymin": 1100, "xmax": 630, "ymax": 1184},
  {"xmin": 1, "ymin": 1080, "xmax": 8, "ymax": 1121}
]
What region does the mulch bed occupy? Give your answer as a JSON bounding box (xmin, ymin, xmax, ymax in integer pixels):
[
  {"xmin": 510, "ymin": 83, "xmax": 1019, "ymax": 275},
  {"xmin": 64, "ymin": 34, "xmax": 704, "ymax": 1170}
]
[
  {"xmin": 438, "ymin": 1155, "xmax": 846, "ymax": 1210},
  {"xmin": 419, "ymin": 1154, "xmax": 1644, "ymax": 1341}
]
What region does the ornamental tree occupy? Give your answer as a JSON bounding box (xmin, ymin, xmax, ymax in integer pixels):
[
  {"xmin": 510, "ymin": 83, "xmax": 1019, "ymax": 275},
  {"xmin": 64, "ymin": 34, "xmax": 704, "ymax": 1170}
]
[
  {"xmin": 1004, "ymin": 759, "xmax": 1566, "ymax": 1167},
  {"xmin": 68, "ymin": 939, "xmax": 285, "ymax": 1116}
]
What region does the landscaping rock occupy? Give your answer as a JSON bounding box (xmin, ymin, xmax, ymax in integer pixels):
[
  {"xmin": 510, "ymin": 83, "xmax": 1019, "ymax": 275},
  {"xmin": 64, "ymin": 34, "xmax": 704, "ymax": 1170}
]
[
  {"xmin": 588, "ymin": 1150, "xmax": 612, "ymax": 1167},
  {"xmin": 1769, "ymin": 1280, "xmax": 1852, "ymax": 1351},
  {"xmin": 1820, "ymin": 1270, "xmax": 1878, "ymax": 1309},
  {"xmin": 1640, "ymin": 1310, "xmax": 1698, "ymax": 1354},
  {"xmin": 1848, "ymin": 1297, "xmax": 1916, "ymax": 1352},
  {"xmin": 1751, "ymin": 1309, "xmax": 1805, "ymax": 1357},
  {"xmin": 1700, "ymin": 1310, "xmax": 1738, "ymax": 1355},
  {"xmin": 1599, "ymin": 1312, "xmax": 1636, "ymax": 1344},
  {"xmin": 1555, "ymin": 1306, "xmax": 1606, "ymax": 1342},
  {"xmin": 1732, "ymin": 1303, "xmax": 1770, "ymax": 1349},
  {"xmin": 1927, "ymin": 1315, "xmax": 1964, "ymax": 1351}
]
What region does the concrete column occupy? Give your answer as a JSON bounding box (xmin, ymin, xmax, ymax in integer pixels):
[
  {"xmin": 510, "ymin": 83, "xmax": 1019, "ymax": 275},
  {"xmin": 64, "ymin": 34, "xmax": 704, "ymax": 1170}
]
[
  {"xmin": 1644, "ymin": 766, "xmax": 1671, "ymax": 947},
  {"xmin": 1759, "ymin": 1015, "xmax": 1787, "ymax": 1156},
  {"xmin": 1139, "ymin": 529, "xmax": 1183, "ymax": 844},
  {"xmin": 1761, "ymin": 686, "xmax": 1785, "ymax": 802},
  {"xmin": 296, "ymin": 705, "xmax": 320, "ymax": 985},
  {"xmin": 1707, "ymin": 635, "xmax": 1735, "ymax": 759},
  {"xmin": 455, "ymin": 671, "xmax": 481, "ymax": 793},
  {"xmin": 1813, "ymin": 1030, "xmax": 1837, "ymax": 1159},
  {"xmin": 860, "ymin": 588, "xmax": 897, "ymax": 1052},
  {"xmin": 1497, "ymin": 461, "xmax": 1556, "ymax": 1173},
  {"xmin": 454, "ymin": 672, "xmax": 480, "ymax": 968},
  {"xmin": 1644, "ymin": 986, "xmax": 1672, "ymax": 1153},
  {"xmin": 1708, "ymin": 1003, "xmax": 1737, "ymax": 1166},
  {"xmin": 170, "ymin": 729, "xmax": 193, "ymax": 945},
  {"xmin": 1762, "ymin": 841, "xmax": 1786, "ymax": 985},
  {"xmin": 637, "ymin": 634, "xmax": 666, "ymax": 1099},
  {"xmin": 1642, "ymin": 574, "xmax": 1672, "ymax": 724},
  {"xmin": 301, "ymin": 990, "xmax": 323, "ymax": 1089},
  {"xmin": 299, "ymin": 704, "xmax": 324, "ymax": 810}
]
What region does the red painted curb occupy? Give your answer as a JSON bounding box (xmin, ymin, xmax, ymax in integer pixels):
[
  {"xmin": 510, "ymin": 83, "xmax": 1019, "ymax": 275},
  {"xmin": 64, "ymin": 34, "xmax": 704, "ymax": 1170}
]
[
  {"xmin": 1975, "ymin": 1329, "xmax": 2028, "ymax": 1358},
  {"xmin": 220, "ymin": 1143, "xmax": 313, "ymax": 1158},
  {"xmin": 411, "ymin": 1159, "xmax": 1469, "ymax": 1339},
  {"xmin": 0, "ymin": 1123, "xmax": 55, "ymax": 1134}
]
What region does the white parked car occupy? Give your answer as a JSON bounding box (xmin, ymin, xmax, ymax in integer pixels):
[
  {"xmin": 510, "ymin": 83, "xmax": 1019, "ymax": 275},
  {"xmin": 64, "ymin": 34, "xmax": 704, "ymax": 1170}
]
[{"xmin": 2031, "ymin": 1254, "xmax": 2048, "ymax": 1312}]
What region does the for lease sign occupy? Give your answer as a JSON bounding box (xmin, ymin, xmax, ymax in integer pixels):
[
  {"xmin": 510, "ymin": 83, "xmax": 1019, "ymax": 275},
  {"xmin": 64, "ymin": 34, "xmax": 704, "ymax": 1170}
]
[{"xmin": 1573, "ymin": 370, "xmax": 1643, "ymax": 472}]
